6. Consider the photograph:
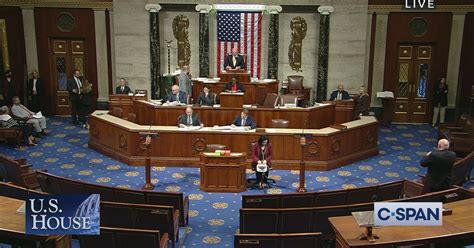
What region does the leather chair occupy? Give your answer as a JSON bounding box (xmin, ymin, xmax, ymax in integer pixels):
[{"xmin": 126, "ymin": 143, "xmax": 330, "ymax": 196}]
[
  {"xmin": 287, "ymin": 75, "xmax": 304, "ymax": 94},
  {"xmin": 270, "ymin": 119, "xmax": 289, "ymax": 128},
  {"xmin": 280, "ymin": 94, "xmax": 303, "ymax": 106},
  {"xmin": 0, "ymin": 127, "xmax": 23, "ymax": 147},
  {"xmin": 134, "ymin": 89, "xmax": 147, "ymax": 96},
  {"xmin": 262, "ymin": 93, "xmax": 280, "ymax": 108},
  {"xmin": 127, "ymin": 113, "xmax": 137, "ymax": 123},
  {"xmin": 111, "ymin": 107, "xmax": 123, "ymax": 118},
  {"xmin": 205, "ymin": 144, "xmax": 227, "ymax": 152}
]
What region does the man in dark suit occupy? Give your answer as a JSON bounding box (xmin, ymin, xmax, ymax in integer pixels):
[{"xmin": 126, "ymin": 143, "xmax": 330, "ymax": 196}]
[
  {"xmin": 329, "ymin": 84, "xmax": 351, "ymax": 101},
  {"xmin": 232, "ymin": 109, "xmax": 257, "ymax": 129},
  {"xmin": 178, "ymin": 106, "xmax": 203, "ymax": 127},
  {"xmin": 67, "ymin": 69, "xmax": 83, "ymax": 124},
  {"xmin": 27, "ymin": 70, "xmax": 42, "ymax": 112},
  {"xmin": 224, "ymin": 47, "xmax": 245, "ymax": 70},
  {"xmin": 420, "ymin": 139, "xmax": 456, "ymax": 193},
  {"xmin": 115, "ymin": 78, "xmax": 131, "ymax": 94},
  {"xmin": 224, "ymin": 77, "xmax": 245, "ymax": 93},
  {"xmin": 2, "ymin": 70, "xmax": 18, "ymax": 106},
  {"xmin": 167, "ymin": 85, "xmax": 188, "ymax": 103}
]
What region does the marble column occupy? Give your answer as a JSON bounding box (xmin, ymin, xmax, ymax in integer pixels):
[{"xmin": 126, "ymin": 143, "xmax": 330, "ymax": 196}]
[
  {"xmin": 446, "ymin": 12, "xmax": 466, "ymax": 108},
  {"xmin": 315, "ymin": 6, "xmax": 333, "ymax": 103},
  {"xmin": 21, "ymin": 7, "xmax": 38, "ymax": 74},
  {"xmin": 145, "ymin": 4, "xmax": 162, "ymax": 100},
  {"xmin": 94, "ymin": 8, "xmax": 109, "ymax": 103},
  {"xmin": 371, "ymin": 12, "xmax": 388, "ymax": 107},
  {"xmin": 196, "ymin": 4, "xmax": 212, "ymax": 78},
  {"xmin": 265, "ymin": 5, "xmax": 282, "ymax": 79}
]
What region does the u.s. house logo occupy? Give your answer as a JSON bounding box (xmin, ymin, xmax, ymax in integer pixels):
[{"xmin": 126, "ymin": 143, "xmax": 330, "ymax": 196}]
[
  {"xmin": 26, "ymin": 194, "xmax": 100, "ymax": 235},
  {"xmin": 374, "ymin": 202, "xmax": 442, "ymax": 226}
]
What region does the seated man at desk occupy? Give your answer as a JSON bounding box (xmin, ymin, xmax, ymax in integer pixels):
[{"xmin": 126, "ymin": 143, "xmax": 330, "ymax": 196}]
[
  {"xmin": 329, "ymin": 84, "xmax": 351, "ymax": 101},
  {"xmin": 167, "ymin": 85, "xmax": 188, "ymax": 104},
  {"xmin": 231, "ymin": 109, "xmax": 256, "ymax": 129},
  {"xmin": 196, "ymin": 85, "xmax": 216, "ymax": 106},
  {"xmin": 115, "ymin": 78, "xmax": 131, "ymax": 94},
  {"xmin": 224, "ymin": 47, "xmax": 245, "ymax": 70},
  {"xmin": 224, "ymin": 77, "xmax": 245, "ymax": 93},
  {"xmin": 178, "ymin": 106, "xmax": 204, "ymax": 128}
]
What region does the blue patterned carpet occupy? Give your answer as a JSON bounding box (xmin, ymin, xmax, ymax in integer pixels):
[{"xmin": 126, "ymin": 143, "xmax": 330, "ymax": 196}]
[{"xmin": 1, "ymin": 116, "xmax": 468, "ymax": 247}]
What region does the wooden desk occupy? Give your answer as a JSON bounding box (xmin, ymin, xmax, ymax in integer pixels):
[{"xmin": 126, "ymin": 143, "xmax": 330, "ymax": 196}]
[
  {"xmin": 109, "ymin": 94, "xmax": 147, "ymax": 118},
  {"xmin": 199, "ymin": 152, "xmax": 246, "ymax": 193},
  {"xmin": 134, "ymin": 100, "xmax": 336, "ymax": 129},
  {"xmin": 0, "ymin": 196, "xmax": 72, "ymax": 248},
  {"xmin": 89, "ymin": 111, "xmax": 378, "ymax": 170},
  {"xmin": 219, "ymin": 93, "xmax": 244, "ymax": 108},
  {"xmin": 329, "ymin": 198, "xmax": 474, "ymax": 248},
  {"xmin": 220, "ymin": 70, "xmax": 251, "ymax": 82},
  {"xmin": 192, "ymin": 80, "xmax": 278, "ymax": 105}
]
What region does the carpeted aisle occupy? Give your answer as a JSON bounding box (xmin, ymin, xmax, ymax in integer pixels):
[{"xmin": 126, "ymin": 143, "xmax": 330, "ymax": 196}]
[{"xmin": 0, "ymin": 116, "xmax": 454, "ymax": 247}]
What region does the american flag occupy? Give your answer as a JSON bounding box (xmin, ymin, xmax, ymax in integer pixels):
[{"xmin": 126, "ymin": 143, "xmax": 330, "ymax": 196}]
[{"xmin": 217, "ymin": 11, "xmax": 263, "ymax": 78}]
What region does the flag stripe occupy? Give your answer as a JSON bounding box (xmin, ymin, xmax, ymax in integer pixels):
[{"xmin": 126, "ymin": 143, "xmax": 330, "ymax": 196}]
[
  {"xmin": 243, "ymin": 13, "xmax": 248, "ymax": 72},
  {"xmin": 217, "ymin": 41, "xmax": 221, "ymax": 76},
  {"xmin": 250, "ymin": 13, "xmax": 254, "ymax": 77},
  {"xmin": 257, "ymin": 13, "xmax": 262, "ymax": 78}
]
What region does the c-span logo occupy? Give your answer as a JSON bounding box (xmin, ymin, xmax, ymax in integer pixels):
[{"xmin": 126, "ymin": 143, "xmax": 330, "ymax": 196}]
[
  {"xmin": 26, "ymin": 194, "xmax": 100, "ymax": 235},
  {"xmin": 374, "ymin": 202, "xmax": 442, "ymax": 226}
]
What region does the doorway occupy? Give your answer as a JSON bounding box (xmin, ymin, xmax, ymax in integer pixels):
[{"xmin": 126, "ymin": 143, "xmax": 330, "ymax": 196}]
[
  {"xmin": 50, "ymin": 39, "xmax": 87, "ymax": 115},
  {"xmin": 393, "ymin": 44, "xmax": 434, "ymax": 123}
]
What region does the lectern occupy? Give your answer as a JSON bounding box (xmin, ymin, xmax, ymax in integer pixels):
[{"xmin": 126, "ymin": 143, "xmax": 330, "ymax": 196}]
[
  {"xmin": 297, "ymin": 134, "xmax": 313, "ymax": 192},
  {"xmin": 139, "ymin": 132, "xmax": 159, "ymax": 190},
  {"xmin": 220, "ymin": 69, "xmax": 251, "ymax": 83},
  {"xmin": 199, "ymin": 152, "xmax": 246, "ymax": 193},
  {"xmin": 352, "ymin": 211, "xmax": 379, "ymax": 243},
  {"xmin": 219, "ymin": 92, "xmax": 244, "ymax": 108}
]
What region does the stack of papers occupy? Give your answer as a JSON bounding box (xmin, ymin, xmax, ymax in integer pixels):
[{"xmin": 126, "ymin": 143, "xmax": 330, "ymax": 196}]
[
  {"xmin": 376, "ymin": 91, "xmax": 394, "ymax": 98},
  {"xmin": 179, "ymin": 126, "xmax": 202, "ymax": 131},
  {"xmin": 33, "ymin": 111, "xmax": 43, "ymax": 119}
]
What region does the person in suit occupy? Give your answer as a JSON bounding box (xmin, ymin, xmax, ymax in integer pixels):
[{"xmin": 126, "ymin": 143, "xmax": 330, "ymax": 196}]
[
  {"xmin": 115, "ymin": 78, "xmax": 131, "ymax": 94},
  {"xmin": 432, "ymin": 77, "xmax": 448, "ymax": 127},
  {"xmin": 80, "ymin": 79, "xmax": 93, "ymax": 129},
  {"xmin": 167, "ymin": 85, "xmax": 188, "ymax": 103},
  {"xmin": 224, "ymin": 77, "xmax": 245, "ymax": 93},
  {"xmin": 224, "ymin": 47, "xmax": 245, "ymax": 70},
  {"xmin": 232, "ymin": 109, "xmax": 257, "ymax": 129},
  {"xmin": 2, "ymin": 70, "xmax": 19, "ymax": 106},
  {"xmin": 178, "ymin": 65, "xmax": 192, "ymax": 95},
  {"xmin": 252, "ymin": 135, "xmax": 273, "ymax": 188},
  {"xmin": 0, "ymin": 105, "xmax": 37, "ymax": 146},
  {"xmin": 11, "ymin": 96, "xmax": 47, "ymax": 136},
  {"xmin": 420, "ymin": 139, "xmax": 456, "ymax": 193},
  {"xmin": 354, "ymin": 86, "xmax": 370, "ymax": 118},
  {"xmin": 329, "ymin": 84, "xmax": 351, "ymax": 101},
  {"xmin": 67, "ymin": 69, "xmax": 83, "ymax": 124},
  {"xmin": 27, "ymin": 70, "xmax": 42, "ymax": 112},
  {"xmin": 196, "ymin": 85, "xmax": 216, "ymax": 106},
  {"xmin": 178, "ymin": 106, "xmax": 203, "ymax": 128}
]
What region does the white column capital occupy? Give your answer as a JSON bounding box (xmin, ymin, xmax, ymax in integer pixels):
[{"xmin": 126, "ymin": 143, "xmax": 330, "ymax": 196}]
[
  {"xmin": 317, "ymin": 6, "xmax": 334, "ymax": 15},
  {"xmin": 145, "ymin": 4, "xmax": 162, "ymax": 13},
  {"xmin": 195, "ymin": 4, "xmax": 212, "ymax": 13},
  {"xmin": 265, "ymin": 5, "xmax": 282, "ymax": 14}
]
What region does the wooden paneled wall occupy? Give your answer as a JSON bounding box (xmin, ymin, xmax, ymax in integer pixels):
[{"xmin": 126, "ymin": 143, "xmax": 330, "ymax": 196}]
[
  {"xmin": 458, "ymin": 12, "xmax": 474, "ymax": 116},
  {"xmin": 382, "ymin": 12, "xmax": 452, "ymax": 122},
  {"xmin": 34, "ymin": 8, "xmax": 98, "ymax": 115},
  {"xmin": 0, "ymin": 7, "xmax": 27, "ymax": 101}
]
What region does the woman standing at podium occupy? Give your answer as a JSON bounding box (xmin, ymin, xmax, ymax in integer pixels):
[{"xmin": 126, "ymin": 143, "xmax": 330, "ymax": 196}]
[{"xmin": 252, "ymin": 135, "xmax": 272, "ymax": 188}]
